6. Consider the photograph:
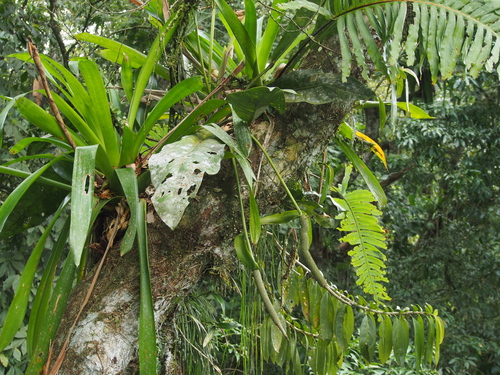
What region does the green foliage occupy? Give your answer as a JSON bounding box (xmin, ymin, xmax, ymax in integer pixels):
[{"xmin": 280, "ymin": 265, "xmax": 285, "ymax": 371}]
[
  {"xmin": 2, "ymin": 0, "xmax": 500, "ymax": 373},
  {"xmin": 287, "ymin": 0, "xmax": 500, "ymax": 82},
  {"xmin": 380, "ymin": 72, "xmax": 500, "ymax": 374},
  {"xmin": 333, "ymin": 189, "xmax": 390, "ymax": 301}
]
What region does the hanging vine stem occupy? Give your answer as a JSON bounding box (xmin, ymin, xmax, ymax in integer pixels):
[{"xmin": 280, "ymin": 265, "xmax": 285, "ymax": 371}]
[
  {"xmin": 252, "ymin": 134, "xmax": 432, "ymax": 317},
  {"xmin": 232, "ymin": 158, "xmax": 288, "ymax": 338}
]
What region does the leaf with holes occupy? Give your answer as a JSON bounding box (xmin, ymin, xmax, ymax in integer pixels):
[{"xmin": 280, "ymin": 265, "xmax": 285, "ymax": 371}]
[{"xmin": 149, "ymin": 133, "xmax": 225, "ymax": 229}]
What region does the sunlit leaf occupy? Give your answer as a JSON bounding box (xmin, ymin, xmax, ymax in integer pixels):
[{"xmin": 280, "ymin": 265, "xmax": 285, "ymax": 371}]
[
  {"xmin": 149, "ymin": 133, "xmax": 225, "ymax": 229},
  {"xmin": 70, "ymin": 145, "xmax": 98, "ymax": 266}
]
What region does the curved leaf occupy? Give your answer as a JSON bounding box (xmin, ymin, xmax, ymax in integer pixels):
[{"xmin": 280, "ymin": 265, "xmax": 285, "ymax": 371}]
[
  {"xmin": 74, "ymin": 32, "xmax": 170, "ymax": 79},
  {"xmin": 359, "ymin": 314, "xmax": 377, "ymax": 362},
  {"xmin": 335, "ymin": 138, "xmax": 387, "ymax": 207},
  {"xmin": 273, "ymin": 70, "xmax": 374, "ymax": 105},
  {"xmin": 0, "ymin": 196, "xmax": 69, "ymax": 352}
]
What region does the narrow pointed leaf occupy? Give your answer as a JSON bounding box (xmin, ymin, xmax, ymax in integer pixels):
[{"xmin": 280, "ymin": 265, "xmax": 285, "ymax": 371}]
[
  {"xmin": 74, "ymin": 33, "xmax": 169, "ymax": 78},
  {"xmin": 336, "ymin": 138, "xmax": 387, "ymax": 206},
  {"xmin": 121, "ymin": 53, "xmax": 134, "ymax": 102},
  {"xmin": 137, "ymin": 199, "xmax": 157, "ymax": 373},
  {"xmin": 27, "ymin": 218, "xmax": 70, "ymax": 356},
  {"xmin": 359, "ymin": 314, "xmax": 376, "ymax": 362},
  {"xmin": 116, "ymin": 168, "xmax": 139, "ymax": 255},
  {"xmin": 215, "ymin": 0, "xmax": 259, "ymax": 77},
  {"xmin": 0, "ymin": 195, "xmax": 68, "ymax": 352},
  {"xmin": 249, "ymin": 188, "xmax": 261, "ymax": 244},
  {"xmin": 413, "ymin": 316, "xmax": 425, "ymax": 371},
  {"xmin": 79, "ymin": 61, "xmax": 120, "ymax": 165},
  {"xmin": 26, "ymin": 252, "xmax": 77, "ymax": 375},
  {"xmin": 319, "ymin": 292, "xmax": 334, "ymax": 343},
  {"xmin": 70, "ymin": 145, "xmax": 98, "ymax": 266}
]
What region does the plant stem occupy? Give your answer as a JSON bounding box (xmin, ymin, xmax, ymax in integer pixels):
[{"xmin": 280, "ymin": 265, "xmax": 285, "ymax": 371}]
[
  {"xmin": 251, "ymin": 134, "xmax": 302, "ymax": 214},
  {"xmin": 27, "ymin": 38, "xmax": 77, "ymax": 150}
]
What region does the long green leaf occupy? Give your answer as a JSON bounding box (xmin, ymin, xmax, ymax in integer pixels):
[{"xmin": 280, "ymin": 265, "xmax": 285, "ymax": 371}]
[
  {"xmin": 79, "ymin": 60, "xmax": 120, "ymax": 166},
  {"xmin": 379, "ymin": 315, "xmax": 393, "ymax": 364},
  {"xmin": 215, "ymin": 0, "xmax": 259, "ymax": 79},
  {"xmin": 70, "ymin": 145, "xmax": 98, "ymax": 266},
  {"xmin": 116, "ymin": 168, "xmax": 139, "ymax": 255},
  {"xmin": 244, "ymin": 0, "xmax": 257, "ymax": 46},
  {"xmin": 319, "ymin": 292, "xmax": 334, "ymax": 344},
  {"xmin": 137, "ymin": 199, "xmax": 157, "ymax": 373},
  {"xmin": 248, "ymin": 187, "xmax": 261, "ymax": 245},
  {"xmin": 27, "ymin": 218, "xmax": 70, "ymax": 356},
  {"xmin": 9, "ymin": 136, "xmax": 73, "ymax": 154},
  {"xmin": 0, "ymin": 156, "xmax": 65, "ymax": 234},
  {"xmin": 26, "ymin": 251, "xmax": 77, "ymax": 375},
  {"xmin": 335, "ymin": 138, "xmax": 387, "ymax": 206},
  {"xmin": 434, "ymin": 315, "xmax": 445, "ymax": 365},
  {"xmin": 393, "ymin": 316, "xmax": 410, "ymax": 366},
  {"xmin": 121, "ymin": 53, "xmax": 134, "ymax": 102},
  {"xmin": 0, "ymin": 194, "xmax": 69, "ymax": 352},
  {"xmin": 413, "ymin": 316, "xmax": 425, "ymax": 370},
  {"xmin": 0, "ymin": 166, "xmax": 71, "ymax": 191},
  {"xmin": 359, "ymin": 314, "xmax": 377, "ymax": 362},
  {"xmin": 128, "ymin": 18, "xmax": 180, "ymax": 129},
  {"xmin": 257, "ymin": 0, "xmax": 285, "ymax": 72},
  {"xmin": 74, "ymin": 32, "xmax": 170, "ymax": 79},
  {"xmin": 16, "ymin": 97, "xmax": 66, "ymax": 141}
]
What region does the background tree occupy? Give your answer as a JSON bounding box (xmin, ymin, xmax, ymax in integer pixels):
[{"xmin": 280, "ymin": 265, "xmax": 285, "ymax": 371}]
[{"xmin": 1, "ymin": 0, "xmax": 499, "ymax": 374}]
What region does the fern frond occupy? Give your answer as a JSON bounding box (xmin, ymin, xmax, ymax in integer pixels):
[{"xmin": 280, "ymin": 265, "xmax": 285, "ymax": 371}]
[
  {"xmin": 328, "ymin": 0, "xmax": 500, "ymax": 81},
  {"xmin": 334, "ymin": 189, "xmax": 390, "ymax": 301}
]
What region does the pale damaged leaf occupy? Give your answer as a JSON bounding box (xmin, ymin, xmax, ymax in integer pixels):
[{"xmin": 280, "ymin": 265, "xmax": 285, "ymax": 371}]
[{"xmin": 149, "ymin": 134, "xmax": 225, "ymax": 229}]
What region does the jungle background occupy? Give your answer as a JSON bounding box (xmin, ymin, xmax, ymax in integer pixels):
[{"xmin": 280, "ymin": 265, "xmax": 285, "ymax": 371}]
[{"xmin": 0, "ymin": 0, "xmax": 499, "ymax": 374}]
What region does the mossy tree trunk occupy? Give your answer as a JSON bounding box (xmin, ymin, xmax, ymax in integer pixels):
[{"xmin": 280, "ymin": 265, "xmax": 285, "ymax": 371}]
[{"xmin": 50, "ymin": 47, "xmax": 352, "ymax": 374}]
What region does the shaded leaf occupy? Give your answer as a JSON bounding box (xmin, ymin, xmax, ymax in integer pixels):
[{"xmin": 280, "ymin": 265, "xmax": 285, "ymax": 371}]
[
  {"xmin": 378, "ymin": 315, "xmax": 393, "ymax": 364},
  {"xmin": 273, "ymin": 70, "xmax": 374, "ymax": 105},
  {"xmin": 226, "ymin": 86, "xmax": 286, "ymax": 123},
  {"xmin": 393, "ymin": 316, "xmax": 410, "ymax": 366}
]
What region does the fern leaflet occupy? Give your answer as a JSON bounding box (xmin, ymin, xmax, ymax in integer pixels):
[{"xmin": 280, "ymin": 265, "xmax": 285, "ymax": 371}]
[
  {"xmin": 334, "ymin": 189, "xmax": 390, "ymax": 301},
  {"xmin": 299, "ymin": 0, "xmax": 500, "ymax": 81}
]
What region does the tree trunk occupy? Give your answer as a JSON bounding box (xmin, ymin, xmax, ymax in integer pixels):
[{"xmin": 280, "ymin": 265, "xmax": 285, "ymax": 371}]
[{"xmin": 49, "ymin": 45, "xmax": 354, "ymax": 373}]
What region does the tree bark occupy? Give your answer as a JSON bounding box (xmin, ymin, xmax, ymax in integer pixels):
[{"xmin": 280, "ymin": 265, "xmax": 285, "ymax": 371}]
[{"xmin": 49, "ymin": 27, "xmax": 355, "ymax": 372}]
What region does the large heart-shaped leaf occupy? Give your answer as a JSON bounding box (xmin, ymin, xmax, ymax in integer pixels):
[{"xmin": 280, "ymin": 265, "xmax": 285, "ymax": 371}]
[{"xmin": 149, "ymin": 133, "xmax": 225, "ymax": 229}]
